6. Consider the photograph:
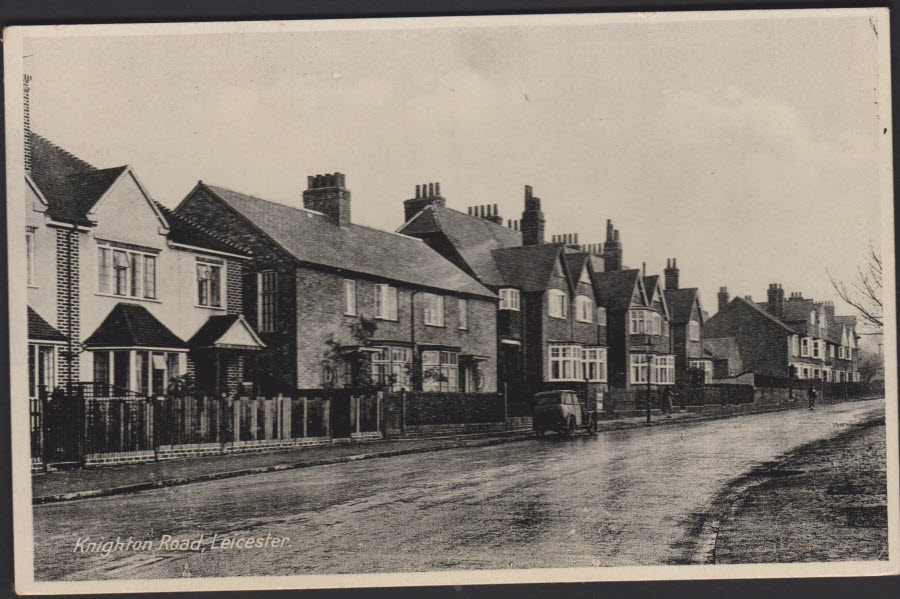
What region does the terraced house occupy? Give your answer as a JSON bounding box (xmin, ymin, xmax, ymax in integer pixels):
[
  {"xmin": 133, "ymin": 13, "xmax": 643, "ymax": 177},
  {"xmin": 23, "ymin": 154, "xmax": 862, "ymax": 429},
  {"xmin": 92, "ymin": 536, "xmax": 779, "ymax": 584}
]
[
  {"xmin": 24, "ymin": 121, "xmax": 264, "ymax": 402},
  {"xmin": 702, "ymin": 284, "xmax": 860, "ymax": 382},
  {"xmin": 175, "ymin": 174, "xmax": 498, "ymax": 395},
  {"xmin": 398, "ymin": 183, "xmax": 608, "ymax": 405}
]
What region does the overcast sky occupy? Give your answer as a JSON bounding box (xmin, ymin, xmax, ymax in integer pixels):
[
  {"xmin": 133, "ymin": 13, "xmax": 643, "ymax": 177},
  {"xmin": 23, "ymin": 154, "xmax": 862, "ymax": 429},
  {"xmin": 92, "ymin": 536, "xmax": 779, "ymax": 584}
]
[{"xmin": 21, "ymin": 12, "xmax": 889, "ymax": 335}]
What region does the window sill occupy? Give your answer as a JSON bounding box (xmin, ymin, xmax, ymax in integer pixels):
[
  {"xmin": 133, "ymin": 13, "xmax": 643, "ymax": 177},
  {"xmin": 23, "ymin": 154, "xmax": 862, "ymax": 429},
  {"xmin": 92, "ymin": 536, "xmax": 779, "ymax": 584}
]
[
  {"xmin": 375, "ymin": 316, "xmax": 399, "ymax": 322},
  {"xmin": 95, "ymin": 292, "xmax": 161, "ymax": 304},
  {"xmin": 424, "ymin": 323, "xmax": 446, "ymax": 328},
  {"xmin": 343, "ymin": 312, "xmax": 357, "ymax": 317},
  {"xmin": 549, "ymin": 314, "xmax": 567, "ymax": 320},
  {"xmin": 498, "ymin": 307, "xmax": 520, "ymax": 312},
  {"xmin": 575, "ymin": 319, "xmax": 593, "ymax": 324},
  {"xmin": 458, "ymin": 327, "xmax": 468, "ymax": 331},
  {"xmin": 196, "ymin": 304, "xmax": 226, "ymax": 311},
  {"xmin": 27, "ymin": 284, "xmax": 39, "ymax": 289}
]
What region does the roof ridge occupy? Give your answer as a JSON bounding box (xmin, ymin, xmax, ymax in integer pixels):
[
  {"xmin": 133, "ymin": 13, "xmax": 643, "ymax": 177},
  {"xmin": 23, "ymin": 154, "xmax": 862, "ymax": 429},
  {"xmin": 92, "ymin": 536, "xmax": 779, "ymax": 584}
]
[
  {"xmin": 735, "ymin": 296, "xmax": 798, "ymax": 333},
  {"xmin": 205, "ymin": 183, "xmax": 325, "ymax": 217},
  {"xmin": 435, "ymin": 203, "xmax": 523, "ymax": 234},
  {"xmin": 351, "ymin": 221, "xmax": 424, "ymax": 242},
  {"xmin": 30, "ymin": 131, "xmax": 98, "ymax": 172},
  {"xmin": 158, "ymin": 200, "xmax": 252, "ymax": 254}
]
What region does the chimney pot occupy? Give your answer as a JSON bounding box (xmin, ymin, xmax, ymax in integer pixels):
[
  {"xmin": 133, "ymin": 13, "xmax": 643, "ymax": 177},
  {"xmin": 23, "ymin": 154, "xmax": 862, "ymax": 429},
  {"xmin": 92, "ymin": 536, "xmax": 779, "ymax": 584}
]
[
  {"xmin": 435, "ymin": 182, "xmax": 440, "ymax": 195},
  {"xmin": 416, "ymin": 184, "xmax": 421, "ymax": 199}
]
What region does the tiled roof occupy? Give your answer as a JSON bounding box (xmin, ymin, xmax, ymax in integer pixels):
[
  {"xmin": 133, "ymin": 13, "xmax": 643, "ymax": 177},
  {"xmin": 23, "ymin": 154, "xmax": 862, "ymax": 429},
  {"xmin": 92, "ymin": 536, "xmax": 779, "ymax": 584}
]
[
  {"xmin": 154, "ymin": 201, "xmax": 251, "ymax": 257},
  {"xmin": 491, "ymin": 243, "xmax": 566, "ymax": 292},
  {"xmin": 593, "ymin": 269, "xmax": 641, "ymax": 311},
  {"xmin": 400, "ymin": 204, "xmax": 522, "ymax": 286},
  {"xmin": 188, "ymin": 315, "xmax": 241, "ymax": 347},
  {"xmin": 664, "ymin": 288, "xmax": 701, "ymax": 324},
  {"xmin": 29, "ymin": 132, "xmax": 127, "ymax": 224},
  {"xmin": 84, "ymin": 303, "xmax": 187, "ymax": 349},
  {"xmin": 27, "ymin": 307, "xmax": 67, "ymax": 342},
  {"xmin": 705, "ymin": 297, "xmax": 799, "ymax": 337},
  {"xmin": 703, "ymin": 337, "xmax": 742, "ymax": 363},
  {"xmin": 202, "ymin": 184, "xmax": 496, "ymax": 299},
  {"xmin": 563, "ymin": 252, "xmax": 589, "ymax": 284}
]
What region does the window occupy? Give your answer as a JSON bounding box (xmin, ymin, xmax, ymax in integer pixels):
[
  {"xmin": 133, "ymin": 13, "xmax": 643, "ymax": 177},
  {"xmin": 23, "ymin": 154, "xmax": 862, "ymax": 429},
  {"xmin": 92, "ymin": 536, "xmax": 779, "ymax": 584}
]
[
  {"xmin": 575, "ymin": 296, "xmax": 593, "ymax": 323},
  {"xmin": 630, "ymin": 353, "xmax": 650, "ymax": 384},
  {"xmin": 422, "ymin": 350, "xmax": 458, "ymax": 392},
  {"xmin": 801, "ymin": 337, "xmax": 810, "ymax": 357},
  {"xmin": 371, "ymin": 346, "xmax": 412, "ymax": 391},
  {"xmin": 653, "ymin": 355, "xmax": 675, "ymax": 384},
  {"xmin": 374, "ymin": 284, "xmax": 399, "ymax": 320},
  {"xmin": 548, "ymin": 290, "xmax": 568, "ymax": 319},
  {"xmin": 597, "ymin": 306, "xmax": 607, "ymax": 326},
  {"xmin": 581, "ymin": 347, "xmax": 607, "ymax": 382},
  {"xmin": 791, "ymin": 335, "xmax": 800, "ymax": 357},
  {"xmin": 28, "ymin": 344, "xmax": 56, "ymax": 398},
  {"xmin": 26, "ymin": 228, "xmax": 36, "ymax": 286},
  {"xmin": 802, "ymin": 366, "xmax": 810, "ymax": 379},
  {"xmin": 549, "ymin": 345, "xmax": 582, "ymax": 381},
  {"xmin": 809, "ymin": 311, "xmax": 816, "ymax": 326},
  {"xmin": 687, "ymin": 320, "xmax": 701, "ymax": 341},
  {"xmin": 838, "ymin": 346, "xmax": 845, "ymax": 359},
  {"xmin": 98, "ymin": 245, "xmax": 158, "ymax": 299},
  {"xmin": 423, "ymin": 293, "xmax": 445, "ymax": 326},
  {"xmin": 829, "ymin": 344, "xmax": 835, "ymax": 358},
  {"xmin": 197, "ymin": 260, "xmax": 223, "ymax": 307},
  {"xmin": 343, "ymin": 279, "xmax": 357, "ymax": 316},
  {"xmin": 92, "ymin": 350, "xmax": 182, "ymax": 396},
  {"xmin": 689, "ymin": 359, "xmax": 713, "ymax": 383},
  {"xmin": 258, "ymin": 271, "xmax": 278, "ymax": 333},
  {"xmin": 458, "ymin": 298, "xmax": 468, "ymax": 330},
  {"xmin": 499, "ymin": 288, "xmax": 520, "ymax": 311},
  {"xmin": 629, "ymin": 309, "xmax": 661, "ymax": 334},
  {"xmin": 812, "ymin": 339, "xmax": 820, "ymax": 359}
]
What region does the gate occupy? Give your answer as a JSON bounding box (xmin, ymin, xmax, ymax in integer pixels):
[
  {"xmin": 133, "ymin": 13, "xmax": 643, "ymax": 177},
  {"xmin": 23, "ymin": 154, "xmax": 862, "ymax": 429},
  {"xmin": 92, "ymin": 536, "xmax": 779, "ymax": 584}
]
[
  {"xmin": 40, "ymin": 385, "xmax": 85, "ymax": 466},
  {"xmin": 330, "ymin": 391, "xmax": 353, "ymax": 439}
]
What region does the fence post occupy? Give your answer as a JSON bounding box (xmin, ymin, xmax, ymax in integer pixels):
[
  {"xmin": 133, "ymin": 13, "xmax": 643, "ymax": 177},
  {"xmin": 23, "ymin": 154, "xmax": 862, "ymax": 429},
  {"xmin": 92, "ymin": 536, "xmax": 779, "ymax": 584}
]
[
  {"xmin": 302, "ymin": 396, "xmax": 308, "ymax": 438},
  {"xmin": 401, "ymin": 389, "xmax": 407, "ymax": 435},
  {"xmin": 503, "ymin": 382, "xmax": 509, "ymax": 430},
  {"xmin": 324, "ymin": 398, "xmax": 331, "ymax": 438},
  {"xmin": 376, "ymin": 391, "xmax": 383, "ymax": 435}
]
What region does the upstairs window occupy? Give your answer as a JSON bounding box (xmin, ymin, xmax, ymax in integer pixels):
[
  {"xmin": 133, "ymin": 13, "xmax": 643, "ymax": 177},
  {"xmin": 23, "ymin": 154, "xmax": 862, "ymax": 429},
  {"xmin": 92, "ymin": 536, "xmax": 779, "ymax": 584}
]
[
  {"xmin": 548, "ymin": 289, "xmax": 568, "ymax": 319},
  {"xmin": 801, "ymin": 337, "xmax": 810, "ymax": 357},
  {"xmin": 343, "ymin": 279, "xmax": 357, "ymax": 316},
  {"xmin": 597, "ymin": 306, "xmax": 607, "ymax": 326},
  {"xmin": 688, "ymin": 320, "xmax": 701, "ymax": 341},
  {"xmin": 791, "ymin": 335, "xmax": 800, "ymax": 356},
  {"xmin": 812, "ymin": 339, "xmax": 820, "ymax": 359},
  {"xmin": 423, "ymin": 293, "xmax": 445, "ymax": 327},
  {"xmin": 258, "ymin": 271, "xmax": 278, "ymax": 332},
  {"xmin": 99, "ymin": 245, "xmax": 157, "ymax": 299},
  {"xmin": 197, "ymin": 260, "xmax": 223, "ymax": 307},
  {"xmin": 575, "ymin": 296, "xmax": 593, "ymax": 323},
  {"xmin": 374, "ymin": 284, "xmax": 399, "ymax": 321},
  {"xmin": 629, "ymin": 310, "xmax": 660, "ymax": 334},
  {"xmin": 499, "ymin": 288, "xmax": 520, "ymax": 311},
  {"xmin": 458, "ymin": 298, "xmax": 468, "ymax": 330},
  {"xmin": 26, "ymin": 228, "xmax": 36, "ymax": 286}
]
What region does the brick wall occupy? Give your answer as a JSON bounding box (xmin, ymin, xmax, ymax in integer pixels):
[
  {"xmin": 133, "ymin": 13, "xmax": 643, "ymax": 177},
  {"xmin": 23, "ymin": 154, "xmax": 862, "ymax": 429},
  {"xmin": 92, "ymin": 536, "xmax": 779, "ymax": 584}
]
[
  {"xmin": 226, "ymin": 259, "xmax": 243, "ymax": 313},
  {"xmin": 704, "ymin": 301, "xmax": 790, "ymax": 378},
  {"xmin": 55, "ymin": 226, "xmax": 80, "ymax": 383}
]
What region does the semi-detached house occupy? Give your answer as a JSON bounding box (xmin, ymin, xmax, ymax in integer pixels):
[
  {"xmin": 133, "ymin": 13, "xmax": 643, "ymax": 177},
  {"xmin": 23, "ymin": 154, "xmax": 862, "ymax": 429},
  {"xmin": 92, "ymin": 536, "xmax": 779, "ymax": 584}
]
[{"xmin": 175, "ymin": 173, "xmax": 498, "ymax": 395}]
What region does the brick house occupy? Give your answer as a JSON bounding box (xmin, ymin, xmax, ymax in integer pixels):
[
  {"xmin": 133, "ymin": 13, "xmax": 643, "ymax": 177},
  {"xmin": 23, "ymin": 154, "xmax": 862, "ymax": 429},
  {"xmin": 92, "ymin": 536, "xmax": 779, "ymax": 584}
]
[
  {"xmin": 175, "ymin": 175, "xmax": 498, "ymax": 395},
  {"xmin": 24, "ymin": 89, "xmax": 263, "ymax": 399},
  {"xmin": 398, "ymin": 184, "xmax": 608, "ymax": 404},
  {"xmin": 702, "ymin": 285, "xmax": 860, "ymax": 382},
  {"xmin": 661, "ymin": 259, "xmax": 712, "ymax": 383}
]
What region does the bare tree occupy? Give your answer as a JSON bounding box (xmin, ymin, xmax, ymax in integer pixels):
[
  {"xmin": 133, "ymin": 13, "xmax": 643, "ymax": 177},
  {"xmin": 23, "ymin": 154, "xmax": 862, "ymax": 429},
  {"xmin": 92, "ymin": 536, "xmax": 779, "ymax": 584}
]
[
  {"xmin": 828, "ymin": 242, "xmax": 883, "ymax": 334},
  {"xmin": 856, "ymin": 349, "xmax": 883, "ymax": 383}
]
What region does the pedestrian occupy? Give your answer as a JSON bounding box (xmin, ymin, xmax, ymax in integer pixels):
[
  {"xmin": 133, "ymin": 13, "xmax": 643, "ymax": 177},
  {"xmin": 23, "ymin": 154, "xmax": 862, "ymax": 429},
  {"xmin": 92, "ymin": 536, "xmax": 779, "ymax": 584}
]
[
  {"xmin": 662, "ymin": 386, "xmax": 672, "ymax": 417},
  {"xmin": 807, "ymin": 384, "xmax": 817, "ymax": 410}
]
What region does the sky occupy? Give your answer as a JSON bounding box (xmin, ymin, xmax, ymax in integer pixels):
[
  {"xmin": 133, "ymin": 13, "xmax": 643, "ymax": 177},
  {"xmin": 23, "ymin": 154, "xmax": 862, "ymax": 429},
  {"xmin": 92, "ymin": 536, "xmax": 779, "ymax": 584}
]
[{"xmin": 20, "ymin": 12, "xmax": 889, "ymax": 343}]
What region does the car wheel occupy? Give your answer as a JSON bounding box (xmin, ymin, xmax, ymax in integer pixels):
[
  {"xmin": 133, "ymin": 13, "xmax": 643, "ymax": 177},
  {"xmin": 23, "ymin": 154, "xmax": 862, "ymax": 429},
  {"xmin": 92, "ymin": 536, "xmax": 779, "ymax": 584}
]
[{"xmin": 534, "ymin": 426, "xmax": 545, "ymax": 438}]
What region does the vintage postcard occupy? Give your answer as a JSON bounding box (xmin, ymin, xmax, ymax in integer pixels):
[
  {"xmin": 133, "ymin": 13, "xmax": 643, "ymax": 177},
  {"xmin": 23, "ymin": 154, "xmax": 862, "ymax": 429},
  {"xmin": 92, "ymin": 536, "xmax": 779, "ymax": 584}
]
[{"xmin": 5, "ymin": 9, "xmax": 898, "ymax": 594}]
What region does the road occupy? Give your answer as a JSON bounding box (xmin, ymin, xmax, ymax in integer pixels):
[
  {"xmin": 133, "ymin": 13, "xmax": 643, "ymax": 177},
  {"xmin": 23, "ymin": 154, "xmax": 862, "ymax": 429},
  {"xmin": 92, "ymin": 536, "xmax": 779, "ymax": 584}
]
[{"xmin": 33, "ymin": 399, "xmax": 884, "ymax": 580}]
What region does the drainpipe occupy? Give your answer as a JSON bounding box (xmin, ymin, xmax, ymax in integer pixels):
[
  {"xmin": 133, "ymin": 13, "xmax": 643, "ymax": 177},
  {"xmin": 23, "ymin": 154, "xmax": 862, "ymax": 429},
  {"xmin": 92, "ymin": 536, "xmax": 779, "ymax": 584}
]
[
  {"xmin": 409, "ymin": 289, "xmax": 422, "ymax": 391},
  {"xmin": 66, "ymin": 223, "xmax": 77, "ymax": 386}
]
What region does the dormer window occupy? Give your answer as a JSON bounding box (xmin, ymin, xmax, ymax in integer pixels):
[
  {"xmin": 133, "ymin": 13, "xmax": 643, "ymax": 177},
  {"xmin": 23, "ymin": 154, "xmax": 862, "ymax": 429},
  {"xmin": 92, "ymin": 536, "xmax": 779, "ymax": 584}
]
[
  {"xmin": 688, "ymin": 320, "xmax": 700, "ymax": 341},
  {"xmin": 548, "ymin": 289, "xmax": 568, "ymax": 319},
  {"xmin": 499, "ymin": 288, "xmax": 520, "ymax": 311}
]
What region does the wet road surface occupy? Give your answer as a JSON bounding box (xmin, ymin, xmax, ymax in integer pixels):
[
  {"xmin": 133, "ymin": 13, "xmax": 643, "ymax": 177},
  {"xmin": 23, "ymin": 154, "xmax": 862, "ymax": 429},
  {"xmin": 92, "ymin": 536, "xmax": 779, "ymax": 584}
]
[{"xmin": 33, "ymin": 399, "xmax": 884, "ymax": 580}]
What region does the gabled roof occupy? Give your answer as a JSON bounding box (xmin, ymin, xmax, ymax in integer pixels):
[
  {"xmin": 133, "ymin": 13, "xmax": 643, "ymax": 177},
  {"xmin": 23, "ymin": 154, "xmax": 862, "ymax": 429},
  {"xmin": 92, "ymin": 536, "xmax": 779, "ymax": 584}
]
[
  {"xmin": 703, "ymin": 337, "xmax": 742, "ymax": 364},
  {"xmin": 400, "ymin": 203, "xmax": 522, "ymax": 286},
  {"xmin": 593, "ymin": 269, "xmax": 643, "ymax": 311},
  {"xmin": 154, "ymin": 201, "xmax": 251, "ymax": 257},
  {"xmin": 664, "ymin": 288, "xmax": 702, "ymax": 324},
  {"xmin": 27, "ymin": 307, "xmax": 67, "ymax": 342},
  {"xmin": 188, "ymin": 314, "xmax": 265, "ymax": 350},
  {"xmin": 84, "ymin": 303, "xmax": 187, "ymax": 349},
  {"xmin": 491, "ymin": 243, "xmax": 568, "ymax": 292},
  {"xmin": 28, "ymin": 132, "xmax": 127, "ymax": 225},
  {"xmin": 564, "ymin": 252, "xmax": 590, "ymax": 286},
  {"xmin": 197, "ymin": 184, "xmax": 496, "ymax": 299},
  {"xmin": 642, "ymin": 275, "xmax": 670, "ymax": 319},
  {"xmin": 704, "ymin": 296, "xmax": 799, "ymax": 336}
]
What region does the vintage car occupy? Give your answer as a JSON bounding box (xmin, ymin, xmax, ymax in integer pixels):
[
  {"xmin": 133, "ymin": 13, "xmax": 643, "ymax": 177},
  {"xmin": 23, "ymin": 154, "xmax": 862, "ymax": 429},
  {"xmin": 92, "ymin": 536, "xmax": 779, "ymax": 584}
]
[{"xmin": 533, "ymin": 390, "xmax": 598, "ymax": 437}]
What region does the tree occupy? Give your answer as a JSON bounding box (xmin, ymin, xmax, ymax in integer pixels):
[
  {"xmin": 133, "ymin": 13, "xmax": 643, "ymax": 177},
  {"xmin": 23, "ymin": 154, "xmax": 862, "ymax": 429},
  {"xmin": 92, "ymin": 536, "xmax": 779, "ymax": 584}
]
[
  {"xmin": 828, "ymin": 242, "xmax": 882, "ymax": 334},
  {"xmin": 856, "ymin": 349, "xmax": 883, "ymax": 383}
]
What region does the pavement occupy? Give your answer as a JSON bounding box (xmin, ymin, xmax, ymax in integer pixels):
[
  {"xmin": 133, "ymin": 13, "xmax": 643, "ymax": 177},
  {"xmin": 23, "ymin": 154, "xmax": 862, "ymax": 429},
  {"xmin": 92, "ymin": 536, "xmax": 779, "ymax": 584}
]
[
  {"xmin": 31, "ymin": 397, "xmax": 872, "ymax": 504},
  {"xmin": 712, "ymin": 409, "xmax": 888, "ymax": 563},
  {"xmin": 32, "ymin": 399, "xmax": 885, "ymax": 580}
]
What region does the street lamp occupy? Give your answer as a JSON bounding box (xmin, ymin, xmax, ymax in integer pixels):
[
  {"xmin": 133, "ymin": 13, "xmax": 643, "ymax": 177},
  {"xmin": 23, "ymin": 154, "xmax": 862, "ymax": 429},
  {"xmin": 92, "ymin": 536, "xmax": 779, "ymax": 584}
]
[{"xmin": 645, "ymin": 340, "xmax": 653, "ymax": 424}]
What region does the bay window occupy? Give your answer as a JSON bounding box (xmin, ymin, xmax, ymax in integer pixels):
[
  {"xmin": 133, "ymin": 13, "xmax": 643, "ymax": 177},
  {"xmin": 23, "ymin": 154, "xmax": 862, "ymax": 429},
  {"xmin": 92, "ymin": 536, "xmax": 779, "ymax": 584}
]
[
  {"xmin": 653, "ymin": 355, "xmax": 675, "ymax": 384},
  {"xmin": 581, "ymin": 347, "xmax": 607, "ymax": 382},
  {"xmin": 371, "ymin": 346, "xmax": 412, "ymax": 391},
  {"xmin": 92, "ymin": 349, "xmax": 183, "ymax": 396},
  {"xmin": 549, "ymin": 345, "xmax": 581, "ymax": 381},
  {"xmin": 630, "ymin": 353, "xmax": 650, "ymax": 384},
  {"xmin": 629, "ymin": 309, "xmax": 661, "ymax": 334},
  {"xmin": 422, "ymin": 350, "xmax": 458, "ymax": 392},
  {"xmin": 689, "ymin": 359, "xmax": 713, "ymax": 383},
  {"xmin": 801, "ymin": 337, "xmax": 810, "ymax": 357}
]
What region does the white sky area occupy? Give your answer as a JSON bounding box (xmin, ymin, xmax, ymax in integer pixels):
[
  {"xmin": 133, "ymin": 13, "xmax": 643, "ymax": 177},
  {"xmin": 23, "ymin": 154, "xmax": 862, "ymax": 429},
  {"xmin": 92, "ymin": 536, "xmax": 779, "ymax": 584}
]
[{"xmin": 22, "ymin": 14, "xmax": 887, "ymax": 343}]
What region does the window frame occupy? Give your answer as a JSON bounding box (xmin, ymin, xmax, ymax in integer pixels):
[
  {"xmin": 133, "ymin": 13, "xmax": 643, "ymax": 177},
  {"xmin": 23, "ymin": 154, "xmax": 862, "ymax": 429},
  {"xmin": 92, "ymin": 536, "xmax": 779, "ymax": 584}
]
[
  {"xmin": 196, "ymin": 259, "xmax": 224, "ymax": 308},
  {"xmin": 575, "ymin": 295, "xmax": 594, "ymax": 323},
  {"xmin": 457, "ymin": 298, "xmax": 468, "ymax": 330},
  {"xmin": 422, "ymin": 293, "xmax": 445, "ymax": 327},
  {"xmin": 548, "ymin": 289, "xmax": 568, "ymax": 319},
  {"xmin": 421, "ymin": 350, "xmax": 459, "ymax": 392},
  {"xmin": 98, "ymin": 245, "xmax": 158, "ymax": 300},
  {"xmin": 499, "ymin": 288, "xmax": 520, "ymax": 311},
  {"xmin": 374, "ymin": 284, "xmax": 399, "ymax": 321},
  {"xmin": 371, "ymin": 346, "xmax": 412, "ymax": 391},
  {"xmin": 258, "ymin": 270, "xmax": 278, "ymax": 333},
  {"xmin": 26, "ymin": 228, "xmax": 36, "ymax": 286},
  {"xmin": 687, "ymin": 320, "xmax": 701, "ymax": 342},
  {"xmin": 548, "ymin": 344, "xmax": 582, "ymax": 381},
  {"xmin": 630, "ymin": 353, "xmax": 650, "ymax": 384},
  {"xmin": 597, "ymin": 306, "xmax": 607, "ymax": 326},
  {"xmin": 343, "ymin": 279, "xmax": 357, "ymax": 316}
]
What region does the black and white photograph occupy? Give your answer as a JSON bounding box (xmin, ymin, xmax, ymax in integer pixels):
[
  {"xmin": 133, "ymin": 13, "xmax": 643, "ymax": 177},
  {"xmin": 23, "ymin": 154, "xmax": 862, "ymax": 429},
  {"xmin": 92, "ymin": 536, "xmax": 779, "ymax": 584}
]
[{"xmin": 5, "ymin": 9, "xmax": 897, "ymax": 594}]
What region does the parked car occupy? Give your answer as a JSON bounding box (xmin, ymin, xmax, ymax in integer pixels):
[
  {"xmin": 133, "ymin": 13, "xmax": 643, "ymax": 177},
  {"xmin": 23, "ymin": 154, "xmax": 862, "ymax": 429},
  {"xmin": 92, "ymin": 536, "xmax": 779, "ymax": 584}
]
[{"xmin": 533, "ymin": 390, "xmax": 597, "ymax": 437}]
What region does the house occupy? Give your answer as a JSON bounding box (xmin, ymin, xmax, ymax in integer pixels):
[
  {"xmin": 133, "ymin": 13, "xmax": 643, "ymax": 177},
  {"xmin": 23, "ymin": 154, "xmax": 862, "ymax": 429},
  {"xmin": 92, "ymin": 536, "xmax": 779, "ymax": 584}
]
[
  {"xmin": 24, "ymin": 77, "xmax": 263, "ymax": 399},
  {"xmin": 174, "ymin": 175, "xmax": 499, "ymax": 395},
  {"xmin": 702, "ymin": 284, "xmax": 860, "ymax": 382},
  {"xmin": 398, "ymin": 184, "xmax": 608, "ymax": 404},
  {"xmin": 661, "ymin": 259, "xmax": 712, "ymax": 383}
]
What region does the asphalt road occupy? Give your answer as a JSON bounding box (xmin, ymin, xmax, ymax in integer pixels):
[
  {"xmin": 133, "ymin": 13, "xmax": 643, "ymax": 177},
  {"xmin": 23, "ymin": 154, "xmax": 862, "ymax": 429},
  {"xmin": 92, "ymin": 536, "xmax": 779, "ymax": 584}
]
[{"xmin": 33, "ymin": 399, "xmax": 885, "ymax": 580}]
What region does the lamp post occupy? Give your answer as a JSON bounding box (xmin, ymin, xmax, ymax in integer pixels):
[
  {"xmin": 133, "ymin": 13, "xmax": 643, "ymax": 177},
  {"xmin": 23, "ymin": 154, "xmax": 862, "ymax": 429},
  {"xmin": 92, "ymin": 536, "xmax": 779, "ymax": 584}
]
[{"xmin": 645, "ymin": 341, "xmax": 653, "ymax": 424}]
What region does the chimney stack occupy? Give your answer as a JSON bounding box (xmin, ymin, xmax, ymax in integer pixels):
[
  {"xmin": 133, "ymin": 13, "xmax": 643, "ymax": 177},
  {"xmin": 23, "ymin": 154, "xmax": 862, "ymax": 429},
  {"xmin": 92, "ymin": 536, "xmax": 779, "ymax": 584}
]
[
  {"xmin": 403, "ymin": 180, "xmax": 446, "ymax": 223},
  {"xmin": 303, "ymin": 172, "xmax": 351, "ymax": 227},
  {"xmin": 601, "ymin": 219, "xmax": 622, "ymax": 271},
  {"xmin": 24, "ymin": 74, "xmax": 32, "ymax": 174},
  {"xmin": 766, "ymin": 283, "xmax": 785, "ymax": 319},
  {"xmin": 664, "ymin": 258, "xmax": 679, "ymax": 290},
  {"xmin": 521, "ymin": 185, "xmax": 545, "ymax": 246},
  {"xmin": 717, "ymin": 286, "xmax": 730, "ymax": 313}
]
